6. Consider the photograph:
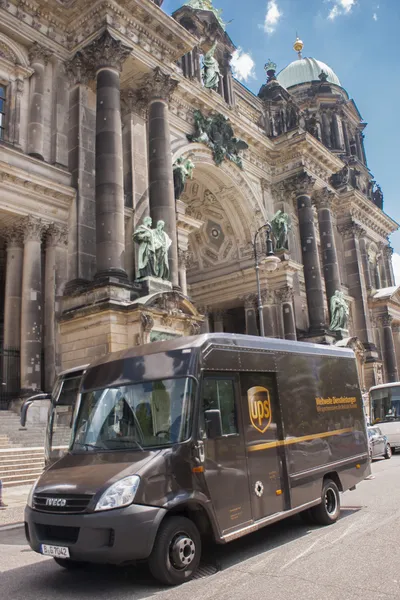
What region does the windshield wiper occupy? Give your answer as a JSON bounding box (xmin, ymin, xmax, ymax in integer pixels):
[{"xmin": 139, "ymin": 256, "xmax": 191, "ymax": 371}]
[
  {"xmin": 74, "ymin": 442, "xmax": 105, "ymax": 451},
  {"xmin": 103, "ymin": 438, "xmax": 145, "ymax": 452}
]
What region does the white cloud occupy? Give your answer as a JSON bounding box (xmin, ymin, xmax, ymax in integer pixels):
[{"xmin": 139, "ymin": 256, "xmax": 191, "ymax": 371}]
[
  {"xmin": 373, "ymin": 12, "xmax": 378, "ymax": 20},
  {"xmin": 328, "ymin": 0, "xmax": 356, "ymax": 20},
  {"xmin": 264, "ymin": 0, "xmax": 282, "ymax": 34},
  {"xmin": 392, "ymin": 253, "xmax": 400, "ymax": 285},
  {"xmin": 231, "ymin": 48, "xmax": 256, "ymax": 82}
]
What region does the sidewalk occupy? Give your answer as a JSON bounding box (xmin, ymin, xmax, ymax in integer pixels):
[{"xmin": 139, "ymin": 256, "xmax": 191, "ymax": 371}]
[{"xmin": 0, "ymin": 484, "xmax": 31, "ymax": 527}]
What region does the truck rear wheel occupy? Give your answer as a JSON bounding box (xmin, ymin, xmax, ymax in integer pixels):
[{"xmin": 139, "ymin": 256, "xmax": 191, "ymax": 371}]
[
  {"xmin": 148, "ymin": 516, "xmax": 201, "ymax": 586},
  {"xmin": 310, "ymin": 479, "xmax": 340, "ymax": 526}
]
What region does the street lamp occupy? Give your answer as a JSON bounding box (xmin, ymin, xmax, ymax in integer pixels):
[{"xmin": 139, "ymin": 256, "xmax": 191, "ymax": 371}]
[{"xmin": 253, "ymin": 223, "xmax": 280, "ymax": 337}]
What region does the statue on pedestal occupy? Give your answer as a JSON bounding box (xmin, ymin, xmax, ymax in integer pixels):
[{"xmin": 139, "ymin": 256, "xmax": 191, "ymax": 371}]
[
  {"xmin": 173, "ymin": 156, "xmax": 195, "ymax": 200},
  {"xmin": 202, "ymin": 41, "xmax": 221, "ymax": 91},
  {"xmin": 154, "ymin": 220, "xmax": 172, "ymax": 280},
  {"xmin": 330, "ymin": 290, "xmax": 349, "ymax": 331},
  {"xmin": 271, "ymin": 210, "xmax": 291, "ymax": 251},
  {"xmin": 132, "ymin": 216, "xmax": 156, "ymax": 279}
]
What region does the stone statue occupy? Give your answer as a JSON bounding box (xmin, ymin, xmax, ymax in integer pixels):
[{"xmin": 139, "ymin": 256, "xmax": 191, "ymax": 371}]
[
  {"xmin": 330, "ymin": 290, "xmax": 349, "ymax": 331},
  {"xmin": 372, "ymin": 183, "xmax": 384, "ymax": 209},
  {"xmin": 132, "ymin": 216, "xmax": 156, "ymax": 279},
  {"xmin": 271, "ymin": 210, "xmax": 291, "ymax": 251},
  {"xmin": 330, "ymin": 165, "xmax": 350, "ymax": 189},
  {"xmin": 173, "ymin": 156, "xmax": 195, "ymax": 200},
  {"xmin": 184, "ymin": 0, "xmax": 226, "ymax": 29},
  {"xmin": 188, "ymin": 109, "xmax": 248, "ymax": 168},
  {"xmin": 202, "ymin": 41, "xmax": 221, "ymax": 91},
  {"xmin": 153, "ymin": 220, "xmax": 172, "ymax": 280}
]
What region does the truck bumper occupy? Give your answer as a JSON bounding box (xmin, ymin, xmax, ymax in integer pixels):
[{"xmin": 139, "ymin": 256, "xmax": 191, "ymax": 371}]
[{"xmin": 25, "ymin": 504, "xmax": 167, "ymax": 564}]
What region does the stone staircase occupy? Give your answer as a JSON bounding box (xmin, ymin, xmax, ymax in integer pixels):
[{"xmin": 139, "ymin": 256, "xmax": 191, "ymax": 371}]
[{"xmin": 0, "ymin": 410, "xmax": 46, "ymax": 487}]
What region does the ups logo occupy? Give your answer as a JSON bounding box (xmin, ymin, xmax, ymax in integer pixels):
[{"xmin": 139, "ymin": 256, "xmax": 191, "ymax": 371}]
[{"xmin": 248, "ymin": 386, "xmax": 272, "ymax": 434}]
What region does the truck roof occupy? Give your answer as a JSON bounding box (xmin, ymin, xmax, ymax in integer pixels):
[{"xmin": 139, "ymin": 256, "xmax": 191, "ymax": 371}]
[
  {"xmin": 85, "ymin": 333, "xmax": 355, "ymax": 371},
  {"xmin": 369, "ymin": 381, "xmax": 400, "ymax": 392}
]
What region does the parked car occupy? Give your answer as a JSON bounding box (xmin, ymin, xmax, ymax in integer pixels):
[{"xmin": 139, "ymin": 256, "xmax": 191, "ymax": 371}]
[{"xmin": 367, "ymin": 426, "xmax": 392, "ymax": 460}]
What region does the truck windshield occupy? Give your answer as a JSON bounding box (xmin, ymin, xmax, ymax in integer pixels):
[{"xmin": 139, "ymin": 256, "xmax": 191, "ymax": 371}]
[
  {"xmin": 71, "ymin": 377, "xmax": 194, "ymax": 452},
  {"xmin": 371, "ymin": 385, "xmax": 400, "ymax": 424}
]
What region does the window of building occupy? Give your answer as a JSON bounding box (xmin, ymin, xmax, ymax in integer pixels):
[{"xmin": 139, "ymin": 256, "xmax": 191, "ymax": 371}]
[
  {"xmin": 201, "ymin": 376, "xmax": 238, "ymax": 436},
  {"xmin": 0, "ymin": 85, "xmax": 6, "ymax": 140}
]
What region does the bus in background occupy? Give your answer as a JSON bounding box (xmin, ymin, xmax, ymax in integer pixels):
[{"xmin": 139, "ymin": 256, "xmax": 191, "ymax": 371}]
[
  {"xmin": 369, "ymin": 382, "xmax": 400, "ymax": 453},
  {"xmin": 21, "ymin": 365, "xmax": 88, "ymax": 466}
]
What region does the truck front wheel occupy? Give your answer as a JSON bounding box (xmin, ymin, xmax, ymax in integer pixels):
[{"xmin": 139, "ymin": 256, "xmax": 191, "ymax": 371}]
[
  {"xmin": 310, "ymin": 479, "xmax": 340, "ymax": 525},
  {"xmin": 148, "ymin": 516, "xmax": 201, "ymax": 586}
]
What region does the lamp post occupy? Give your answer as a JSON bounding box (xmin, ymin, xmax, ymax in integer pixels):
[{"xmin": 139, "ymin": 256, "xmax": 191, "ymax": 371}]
[{"xmin": 254, "ymin": 223, "xmax": 280, "ymax": 337}]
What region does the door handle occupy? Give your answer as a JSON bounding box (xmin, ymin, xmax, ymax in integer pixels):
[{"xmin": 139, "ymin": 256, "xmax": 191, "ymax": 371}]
[{"xmin": 194, "ymin": 440, "xmax": 205, "ymax": 464}]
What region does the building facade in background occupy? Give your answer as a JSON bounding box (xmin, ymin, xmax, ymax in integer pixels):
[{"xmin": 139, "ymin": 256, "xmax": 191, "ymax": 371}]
[{"xmin": 0, "ymin": 0, "xmax": 398, "ymax": 409}]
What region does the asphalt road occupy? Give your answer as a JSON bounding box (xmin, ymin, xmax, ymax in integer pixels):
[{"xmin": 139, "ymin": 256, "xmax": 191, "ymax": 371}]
[{"xmin": 1, "ymin": 457, "xmax": 399, "ymax": 600}]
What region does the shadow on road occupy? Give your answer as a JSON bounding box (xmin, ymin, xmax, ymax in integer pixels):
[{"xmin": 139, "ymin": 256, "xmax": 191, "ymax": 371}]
[{"xmin": 0, "ymin": 506, "xmax": 364, "ymax": 599}]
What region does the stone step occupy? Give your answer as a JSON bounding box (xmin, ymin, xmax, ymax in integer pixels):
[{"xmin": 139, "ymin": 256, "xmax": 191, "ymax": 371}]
[
  {"xmin": 0, "ymin": 459, "xmax": 44, "ymax": 472},
  {"xmin": 3, "ymin": 476, "xmax": 40, "ymax": 488},
  {"xmin": 0, "ymin": 448, "xmax": 44, "ymax": 458},
  {"xmin": 1, "ymin": 468, "xmax": 44, "ymax": 485}
]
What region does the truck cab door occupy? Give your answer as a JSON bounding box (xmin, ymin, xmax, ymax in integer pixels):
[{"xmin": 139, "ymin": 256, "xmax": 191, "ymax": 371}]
[{"xmin": 199, "ymin": 373, "xmax": 252, "ymax": 535}]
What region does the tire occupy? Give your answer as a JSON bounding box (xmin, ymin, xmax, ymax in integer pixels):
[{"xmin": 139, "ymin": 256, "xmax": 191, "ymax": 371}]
[
  {"xmin": 309, "ymin": 479, "xmax": 340, "ymax": 526},
  {"xmin": 148, "ymin": 516, "xmax": 201, "ymax": 586},
  {"xmin": 384, "ymin": 444, "xmax": 392, "ymax": 460},
  {"xmin": 53, "ymin": 558, "xmax": 85, "ymax": 570}
]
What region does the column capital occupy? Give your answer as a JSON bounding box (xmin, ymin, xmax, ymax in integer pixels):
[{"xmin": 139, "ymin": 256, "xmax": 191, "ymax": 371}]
[
  {"xmin": 138, "ymin": 67, "xmax": 179, "ymax": 104},
  {"xmin": 82, "ymin": 30, "xmax": 131, "ymax": 74},
  {"xmin": 178, "ymin": 248, "xmax": 191, "ymax": 268},
  {"xmin": 65, "ymin": 52, "xmax": 95, "ymax": 86},
  {"xmin": 276, "ymin": 285, "xmax": 294, "ymax": 303},
  {"xmin": 4, "ymin": 224, "xmax": 24, "ymax": 248},
  {"xmin": 21, "ymin": 215, "xmax": 47, "ymax": 243},
  {"xmin": 291, "ymin": 172, "xmax": 316, "ymax": 197},
  {"xmin": 46, "ymin": 223, "xmax": 68, "ymax": 248},
  {"xmin": 313, "ymin": 188, "xmax": 336, "ymax": 210},
  {"xmin": 392, "ymin": 324, "xmax": 400, "ymax": 334},
  {"xmin": 379, "ymin": 314, "xmax": 393, "ymax": 328},
  {"xmin": 338, "ymin": 221, "xmax": 364, "ymax": 241},
  {"xmin": 28, "ymin": 42, "xmax": 52, "ymax": 66},
  {"xmin": 261, "ymin": 289, "xmax": 276, "ymax": 305},
  {"xmin": 241, "ymin": 293, "xmax": 257, "ymax": 309},
  {"xmin": 383, "ymin": 244, "xmax": 394, "ymax": 258},
  {"xmin": 120, "ymin": 88, "xmax": 148, "ymax": 119}
]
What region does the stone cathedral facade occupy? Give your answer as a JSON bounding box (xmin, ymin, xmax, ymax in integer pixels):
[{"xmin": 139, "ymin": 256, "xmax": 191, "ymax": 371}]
[{"xmin": 0, "ymin": 0, "xmax": 398, "ymax": 408}]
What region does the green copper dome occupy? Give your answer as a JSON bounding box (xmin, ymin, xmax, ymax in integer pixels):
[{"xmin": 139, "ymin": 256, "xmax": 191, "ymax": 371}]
[{"xmin": 277, "ymin": 57, "xmax": 341, "ymax": 89}]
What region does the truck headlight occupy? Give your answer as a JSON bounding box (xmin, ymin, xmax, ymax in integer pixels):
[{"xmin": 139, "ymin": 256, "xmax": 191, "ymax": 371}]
[
  {"xmin": 27, "ymin": 478, "xmax": 40, "ymax": 509},
  {"xmin": 95, "ymin": 475, "xmax": 140, "ymax": 512}
]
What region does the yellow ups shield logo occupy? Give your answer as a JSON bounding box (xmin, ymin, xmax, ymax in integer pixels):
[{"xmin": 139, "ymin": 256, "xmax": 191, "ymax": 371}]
[{"xmin": 248, "ymin": 386, "xmax": 272, "ymax": 434}]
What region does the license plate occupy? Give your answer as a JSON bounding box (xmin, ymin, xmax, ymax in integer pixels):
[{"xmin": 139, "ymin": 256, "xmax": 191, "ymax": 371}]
[{"xmin": 41, "ymin": 544, "xmax": 70, "ymax": 558}]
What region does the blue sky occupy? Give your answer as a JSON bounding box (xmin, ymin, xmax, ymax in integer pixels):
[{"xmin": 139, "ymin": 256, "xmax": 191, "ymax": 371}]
[{"xmin": 163, "ymin": 0, "xmax": 400, "ymax": 280}]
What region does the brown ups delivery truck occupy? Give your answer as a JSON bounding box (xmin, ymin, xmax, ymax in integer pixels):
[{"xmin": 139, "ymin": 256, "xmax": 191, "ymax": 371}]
[{"xmin": 24, "ymin": 333, "xmax": 370, "ymax": 585}]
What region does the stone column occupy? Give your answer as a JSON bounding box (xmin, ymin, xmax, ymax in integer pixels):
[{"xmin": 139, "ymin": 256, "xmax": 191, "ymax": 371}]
[
  {"xmin": 382, "ymin": 245, "xmax": 395, "ymax": 288},
  {"xmin": 277, "ymin": 286, "xmax": 296, "ymax": 341},
  {"xmin": 314, "ymin": 188, "xmax": 341, "ymax": 322},
  {"xmin": 339, "ymin": 223, "xmax": 374, "ymax": 345},
  {"xmin": 342, "ymin": 121, "xmax": 351, "ymax": 155},
  {"xmin": 392, "ymin": 325, "xmax": 400, "ymax": 379},
  {"xmin": 213, "ymin": 310, "xmax": 225, "ymax": 333},
  {"xmin": 294, "ymin": 173, "xmax": 326, "ymax": 332},
  {"xmin": 261, "ymin": 290, "xmax": 277, "ymax": 338},
  {"xmin": 51, "ymin": 61, "xmax": 69, "ymax": 168},
  {"xmin": 178, "ymin": 249, "xmax": 190, "ymax": 296},
  {"xmin": 12, "ymin": 71, "xmax": 26, "ymax": 148},
  {"xmin": 44, "ymin": 224, "xmax": 68, "ymax": 391},
  {"xmin": 85, "ymin": 31, "xmax": 131, "ymax": 282},
  {"xmin": 27, "ymin": 43, "xmax": 51, "ymax": 160},
  {"xmin": 380, "ymin": 315, "xmax": 398, "ymax": 382},
  {"xmin": 141, "ymin": 67, "xmax": 180, "ymax": 288},
  {"xmin": 3, "ymin": 225, "xmax": 24, "ymax": 350},
  {"xmin": 20, "ymin": 216, "xmax": 46, "ymax": 393},
  {"xmin": 359, "ymin": 236, "xmax": 373, "ymax": 292},
  {"xmin": 198, "ymin": 305, "xmax": 211, "ymax": 334},
  {"xmin": 244, "ymin": 295, "xmax": 258, "ymax": 336},
  {"xmin": 355, "ymin": 132, "xmax": 364, "ymax": 164}
]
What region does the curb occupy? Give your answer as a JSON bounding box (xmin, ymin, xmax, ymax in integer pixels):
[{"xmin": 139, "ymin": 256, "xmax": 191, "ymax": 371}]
[{"xmin": 0, "ymin": 522, "xmax": 24, "ymax": 531}]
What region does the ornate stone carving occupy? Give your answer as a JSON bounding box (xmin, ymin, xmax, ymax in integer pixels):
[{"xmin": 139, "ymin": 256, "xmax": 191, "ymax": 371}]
[
  {"xmin": 187, "ymin": 110, "xmax": 248, "ymax": 169},
  {"xmin": 190, "ymin": 320, "xmax": 201, "ymax": 336},
  {"xmin": 81, "ymin": 30, "xmax": 131, "ymax": 74},
  {"xmin": 141, "ymin": 313, "xmax": 154, "ymax": 333},
  {"xmin": 21, "ymin": 215, "xmax": 47, "ymax": 243},
  {"xmin": 120, "ymin": 88, "xmax": 148, "ymax": 118},
  {"xmin": 290, "ymin": 172, "xmax": 316, "ymax": 196},
  {"xmin": 137, "ymin": 67, "xmax": 179, "ymax": 104},
  {"xmin": 4, "ymin": 224, "xmax": 24, "ymax": 248},
  {"xmin": 261, "ymin": 289, "xmax": 276, "ymax": 305},
  {"xmin": 313, "ymin": 188, "xmax": 335, "ymax": 211},
  {"xmin": 28, "ymin": 42, "xmax": 52, "ymax": 65},
  {"xmin": 383, "ymin": 244, "xmax": 394, "ymax": 259},
  {"xmin": 46, "ymin": 223, "xmax": 68, "ymax": 247},
  {"xmin": 242, "ymin": 294, "xmax": 257, "ymax": 309},
  {"xmin": 65, "ymin": 52, "xmax": 95, "ymax": 86},
  {"xmin": 276, "ymin": 286, "xmax": 294, "ymax": 303},
  {"xmin": 338, "ymin": 222, "xmax": 364, "ymax": 241},
  {"xmin": 379, "ymin": 314, "xmax": 393, "ymax": 328},
  {"xmin": 178, "ymin": 249, "xmax": 191, "ymax": 268},
  {"xmin": 329, "ymin": 165, "xmax": 351, "ymax": 190}
]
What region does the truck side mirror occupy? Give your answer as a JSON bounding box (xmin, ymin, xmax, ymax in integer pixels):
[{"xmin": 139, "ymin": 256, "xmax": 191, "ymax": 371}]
[
  {"xmin": 20, "ymin": 393, "xmax": 51, "ymax": 427},
  {"xmin": 204, "ymin": 409, "xmax": 222, "ymax": 439}
]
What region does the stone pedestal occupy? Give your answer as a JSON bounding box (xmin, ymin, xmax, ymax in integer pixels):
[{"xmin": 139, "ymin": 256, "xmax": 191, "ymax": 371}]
[{"xmin": 137, "ymin": 276, "xmax": 172, "ymax": 295}]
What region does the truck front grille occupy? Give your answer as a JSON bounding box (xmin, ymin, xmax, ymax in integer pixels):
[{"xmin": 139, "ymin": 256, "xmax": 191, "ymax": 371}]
[{"xmin": 33, "ymin": 493, "xmax": 93, "ymax": 514}]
